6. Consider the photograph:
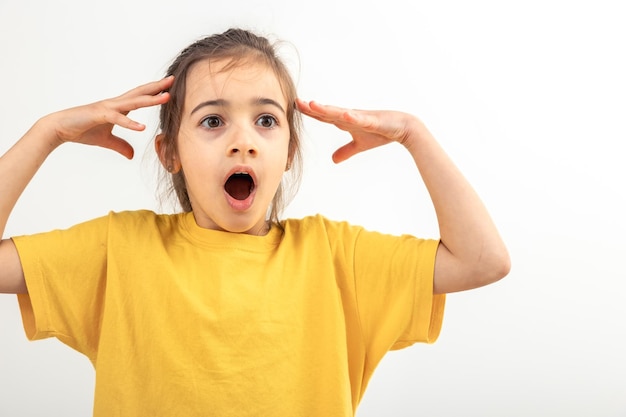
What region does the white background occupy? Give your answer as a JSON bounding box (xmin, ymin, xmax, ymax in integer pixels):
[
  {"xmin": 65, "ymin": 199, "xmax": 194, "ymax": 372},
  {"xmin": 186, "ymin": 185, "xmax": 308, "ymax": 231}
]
[{"xmin": 1, "ymin": 0, "xmax": 625, "ymax": 416}]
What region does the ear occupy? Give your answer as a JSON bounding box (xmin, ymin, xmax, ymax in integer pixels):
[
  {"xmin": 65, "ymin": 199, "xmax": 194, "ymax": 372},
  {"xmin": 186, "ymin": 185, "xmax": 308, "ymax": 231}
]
[{"xmin": 155, "ymin": 133, "xmax": 181, "ymax": 174}]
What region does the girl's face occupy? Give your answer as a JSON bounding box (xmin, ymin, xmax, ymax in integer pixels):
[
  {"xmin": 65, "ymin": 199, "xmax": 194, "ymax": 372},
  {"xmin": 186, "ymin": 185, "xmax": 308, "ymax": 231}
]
[{"xmin": 174, "ymin": 59, "xmax": 290, "ymax": 235}]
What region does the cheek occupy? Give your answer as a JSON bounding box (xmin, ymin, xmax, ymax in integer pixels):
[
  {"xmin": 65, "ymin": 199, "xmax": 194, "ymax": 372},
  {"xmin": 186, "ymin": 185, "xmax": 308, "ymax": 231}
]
[
  {"xmin": 178, "ymin": 147, "xmax": 221, "ymax": 189},
  {"xmin": 261, "ymin": 140, "xmax": 289, "ymax": 184},
  {"xmin": 274, "ymin": 133, "xmax": 292, "ymax": 161},
  {"xmin": 177, "ymin": 131, "xmax": 216, "ymax": 166}
]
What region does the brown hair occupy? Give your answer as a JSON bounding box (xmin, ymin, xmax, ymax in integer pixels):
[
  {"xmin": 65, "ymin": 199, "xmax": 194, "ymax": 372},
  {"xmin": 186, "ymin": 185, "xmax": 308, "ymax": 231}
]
[{"xmin": 158, "ymin": 28, "xmax": 302, "ymax": 225}]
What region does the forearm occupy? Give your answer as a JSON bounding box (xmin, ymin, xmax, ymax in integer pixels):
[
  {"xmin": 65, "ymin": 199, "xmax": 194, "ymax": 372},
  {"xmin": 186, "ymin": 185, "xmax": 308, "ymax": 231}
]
[
  {"xmin": 0, "ymin": 116, "xmax": 61, "ymax": 238},
  {"xmin": 404, "ymin": 118, "xmax": 510, "ymax": 292},
  {"xmin": 295, "ymin": 100, "xmax": 510, "ymax": 292}
]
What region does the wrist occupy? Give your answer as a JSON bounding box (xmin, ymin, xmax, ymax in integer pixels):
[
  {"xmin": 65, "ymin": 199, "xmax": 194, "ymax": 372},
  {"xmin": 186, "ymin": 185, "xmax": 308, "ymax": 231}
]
[
  {"xmin": 32, "ymin": 113, "xmax": 66, "ymax": 151},
  {"xmin": 401, "ymin": 115, "xmax": 433, "ymax": 152}
]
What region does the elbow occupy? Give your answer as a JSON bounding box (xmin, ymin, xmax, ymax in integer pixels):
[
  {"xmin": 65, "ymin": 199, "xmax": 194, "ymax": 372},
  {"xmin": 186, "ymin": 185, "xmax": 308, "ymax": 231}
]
[
  {"xmin": 489, "ymin": 259, "xmax": 511, "ymax": 286},
  {"xmin": 435, "ymin": 243, "xmax": 511, "ymax": 294},
  {"xmin": 476, "ymin": 246, "xmax": 511, "ymax": 288}
]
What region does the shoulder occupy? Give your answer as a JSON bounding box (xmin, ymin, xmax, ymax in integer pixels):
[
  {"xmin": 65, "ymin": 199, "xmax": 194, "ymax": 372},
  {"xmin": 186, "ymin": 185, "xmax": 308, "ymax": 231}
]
[
  {"xmin": 281, "ymin": 214, "xmax": 364, "ymax": 237},
  {"xmin": 98, "ymin": 210, "xmax": 188, "ymax": 243},
  {"xmin": 107, "ymin": 210, "xmax": 184, "ymax": 227},
  {"xmin": 11, "ymin": 210, "xmax": 178, "ymax": 240},
  {"xmin": 281, "ymin": 214, "xmax": 419, "ymax": 240},
  {"xmin": 281, "ymin": 214, "xmax": 437, "ymax": 253},
  {"xmin": 279, "ymin": 215, "xmax": 370, "ymax": 256}
]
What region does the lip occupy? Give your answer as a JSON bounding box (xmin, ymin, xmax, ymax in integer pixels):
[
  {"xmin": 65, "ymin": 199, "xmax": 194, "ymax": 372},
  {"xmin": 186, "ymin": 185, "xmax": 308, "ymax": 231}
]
[{"xmin": 223, "ymin": 165, "xmax": 258, "ymax": 211}]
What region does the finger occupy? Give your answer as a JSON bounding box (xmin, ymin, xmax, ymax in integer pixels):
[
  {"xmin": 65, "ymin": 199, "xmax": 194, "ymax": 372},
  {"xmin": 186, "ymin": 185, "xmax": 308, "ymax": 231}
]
[
  {"xmin": 115, "ymin": 91, "xmax": 171, "ymax": 114},
  {"xmin": 301, "ymin": 100, "xmax": 375, "ymax": 132},
  {"xmin": 297, "ymin": 99, "xmax": 343, "ymax": 121},
  {"xmin": 296, "ymin": 99, "xmax": 330, "ymax": 123},
  {"xmin": 298, "ymin": 101, "xmax": 351, "ymax": 131},
  {"xmin": 308, "ymin": 101, "xmax": 348, "ymax": 117},
  {"xmin": 310, "ymin": 103, "xmax": 374, "ymax": 131},
  {"xmin": 120, "ymin": 76, "xmax": 175, "ymax": 99},
  {"xmin": 100, "ymin": 135, "xmax": 135, "ymax": 160},
  {"xmin": 332, "ymin": 141, "xmax": 361, "ymax": 164},
  {"xmin": 295, "ymin": 98, "xmax": 311, "ymax": 113},
  {"xmin": 104, "ymin": 111, "xmax": 147, "ymax": 132}
]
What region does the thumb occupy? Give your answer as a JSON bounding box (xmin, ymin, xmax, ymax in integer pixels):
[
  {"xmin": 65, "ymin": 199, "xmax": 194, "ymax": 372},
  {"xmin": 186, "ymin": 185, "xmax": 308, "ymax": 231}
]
[
  {"xmin": 332, "ymin": 141, "xmax": 360, "ymax": 164},
  {"xmin": 100, "ymin": 135, "xmax": 135, "ymax": 160}
]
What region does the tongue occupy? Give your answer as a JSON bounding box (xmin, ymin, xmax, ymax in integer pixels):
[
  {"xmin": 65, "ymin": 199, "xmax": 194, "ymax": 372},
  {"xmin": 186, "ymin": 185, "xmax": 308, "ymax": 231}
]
[{"xmin": 225, "ymin": 175, "xmax": 253, "ymax": 200}]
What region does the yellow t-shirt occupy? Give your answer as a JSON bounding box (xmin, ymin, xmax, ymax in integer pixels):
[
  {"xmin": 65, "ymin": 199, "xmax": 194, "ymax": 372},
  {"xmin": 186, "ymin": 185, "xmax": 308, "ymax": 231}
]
[{"xmin": 13, "ymin": 210, "xmax": 445, "ymax": 417}]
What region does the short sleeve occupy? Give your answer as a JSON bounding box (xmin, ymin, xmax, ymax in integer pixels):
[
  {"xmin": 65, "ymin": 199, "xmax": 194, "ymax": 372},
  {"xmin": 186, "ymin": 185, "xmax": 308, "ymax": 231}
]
[
  {"xmin": 353, "ymin": 229, "xmax": 445, "ymax": 361},
  {"xmin": 12, "ymin": 215, "xmax": 110, "ymax": 361}
]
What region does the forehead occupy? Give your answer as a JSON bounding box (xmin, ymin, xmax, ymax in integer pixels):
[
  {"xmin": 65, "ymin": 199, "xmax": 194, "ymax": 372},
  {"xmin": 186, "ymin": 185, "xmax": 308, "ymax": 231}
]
[{"xmin": 184, "ymin": 59, "xmax": 286, "ymax": 108}]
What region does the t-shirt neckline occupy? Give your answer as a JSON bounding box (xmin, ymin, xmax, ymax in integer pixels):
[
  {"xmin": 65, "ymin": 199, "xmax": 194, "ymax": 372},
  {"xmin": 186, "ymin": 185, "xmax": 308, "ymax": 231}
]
[{"xmin": 180, "ymin": 212, "xmax": 283, "ymax": 251}]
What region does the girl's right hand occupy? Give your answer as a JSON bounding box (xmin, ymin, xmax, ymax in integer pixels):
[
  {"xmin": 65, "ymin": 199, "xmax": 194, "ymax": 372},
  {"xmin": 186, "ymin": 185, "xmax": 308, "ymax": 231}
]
[
  {"xmin": 43, "ymin": 76, "xmax": 174, "ymax": 159},
  {"xmin": 1, "ymin": 77, "xmax": 173, "ymax": 292}
]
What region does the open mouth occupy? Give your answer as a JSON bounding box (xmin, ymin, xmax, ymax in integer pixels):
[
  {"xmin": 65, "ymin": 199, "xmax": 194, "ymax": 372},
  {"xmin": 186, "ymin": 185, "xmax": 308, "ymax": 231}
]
[{"xmin": 224, "ymin": 172, "xmax": 255, "ymax": 201}]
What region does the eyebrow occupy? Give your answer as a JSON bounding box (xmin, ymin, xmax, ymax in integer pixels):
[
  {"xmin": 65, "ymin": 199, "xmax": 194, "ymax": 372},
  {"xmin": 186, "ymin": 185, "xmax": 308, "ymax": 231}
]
[{"xmin": 190, "ymin": 97, "xmax": 286, "ymax": 116}]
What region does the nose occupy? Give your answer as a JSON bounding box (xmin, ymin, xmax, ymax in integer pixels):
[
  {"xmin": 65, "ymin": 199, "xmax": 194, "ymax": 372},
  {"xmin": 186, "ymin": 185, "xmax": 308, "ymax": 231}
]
[{"xmin": 227, "ymin": 126, "xmax": 258, "ymax": 157}]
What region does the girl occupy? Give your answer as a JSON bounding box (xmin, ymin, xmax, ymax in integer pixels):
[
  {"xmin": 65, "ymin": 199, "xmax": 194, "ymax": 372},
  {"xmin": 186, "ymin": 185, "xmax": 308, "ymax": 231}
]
[{"xmin": 0, "ymin": 28, "xmax": 510, "ymax": 416}]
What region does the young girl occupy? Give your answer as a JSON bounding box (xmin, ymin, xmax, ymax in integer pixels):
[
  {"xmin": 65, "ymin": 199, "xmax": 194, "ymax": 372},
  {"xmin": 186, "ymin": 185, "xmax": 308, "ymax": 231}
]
[{"xmin": 0, "ymin": 28, "xmax": 510, "ymax": 416}]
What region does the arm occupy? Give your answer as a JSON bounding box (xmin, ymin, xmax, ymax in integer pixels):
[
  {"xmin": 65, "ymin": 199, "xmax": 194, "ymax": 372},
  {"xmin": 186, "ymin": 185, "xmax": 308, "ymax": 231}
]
[
  {"xmin": 296, "ymin": 100, "xmax": 510, "ymax": 294},
  {"xmin": 0, "ymin": 77, "xmax": 173, "ymax": 294}
]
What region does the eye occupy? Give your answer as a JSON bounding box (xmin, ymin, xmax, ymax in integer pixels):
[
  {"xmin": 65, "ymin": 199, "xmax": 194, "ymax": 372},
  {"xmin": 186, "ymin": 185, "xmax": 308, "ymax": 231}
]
[
  {"xmin": 200, "ymin": 115, "xmax": 223, "ymax": 129},
  {"xmin": 256, "ymin": 114, "xmax": 278, "ymax": 129}
]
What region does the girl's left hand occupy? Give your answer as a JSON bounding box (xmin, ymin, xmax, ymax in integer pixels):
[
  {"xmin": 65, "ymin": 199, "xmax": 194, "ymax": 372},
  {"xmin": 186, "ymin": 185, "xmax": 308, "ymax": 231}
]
[{"xmin": 296, "ymin": 99, "xmax": 423, "ymax": 163}]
